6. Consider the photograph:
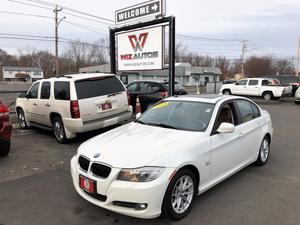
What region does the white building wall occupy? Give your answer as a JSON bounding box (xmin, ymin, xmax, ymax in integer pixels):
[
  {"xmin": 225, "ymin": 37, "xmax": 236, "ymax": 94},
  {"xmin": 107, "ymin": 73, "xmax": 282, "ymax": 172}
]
[{"xmin": 3, "ymin": 69, "xmax": 43, "ymax": 81}]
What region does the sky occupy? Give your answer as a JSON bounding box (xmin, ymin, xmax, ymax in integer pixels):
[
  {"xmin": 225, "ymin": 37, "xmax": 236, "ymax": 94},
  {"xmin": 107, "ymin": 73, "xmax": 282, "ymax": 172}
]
[{"xmin": 1, "ymin": 0, "xmax": 300, "ymax": 59}]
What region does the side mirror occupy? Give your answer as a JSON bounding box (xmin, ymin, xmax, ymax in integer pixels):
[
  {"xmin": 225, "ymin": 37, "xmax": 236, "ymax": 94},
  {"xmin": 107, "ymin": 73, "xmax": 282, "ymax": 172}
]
[
  {"xmin": 135, "ymin": 112, "xmax": 142, "ymax": 119},
  {"xmin": 18, "ymin": 92, "xmax": 27, "ymax": 98},
  {"xmin": 217, "ymin": 122, "xmax": 235, "ymax": 133}
]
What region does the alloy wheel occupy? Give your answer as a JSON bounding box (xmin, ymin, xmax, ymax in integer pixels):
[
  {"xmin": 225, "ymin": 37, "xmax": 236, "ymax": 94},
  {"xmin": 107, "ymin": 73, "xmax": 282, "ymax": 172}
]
[
  {"xmin": 260, "ymin": 138, "xmax": 269, "ymax": 162},
  {"xmin": 54, "ymin": 121, "xmax": 64, "ymax": 141},
  {"xmin": 171, "ymin": 175, "xmax": 194, "ymax": 214},
  {"xmin": 18, "ymin": 111, "xmax": 26, "ymax": 128}
]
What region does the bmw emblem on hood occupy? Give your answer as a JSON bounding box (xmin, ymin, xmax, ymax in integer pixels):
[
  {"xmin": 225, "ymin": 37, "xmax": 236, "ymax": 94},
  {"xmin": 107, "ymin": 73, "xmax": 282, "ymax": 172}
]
[{"xmin": 94, "ymin": 153, "xmax": 101, "ymax": 158}]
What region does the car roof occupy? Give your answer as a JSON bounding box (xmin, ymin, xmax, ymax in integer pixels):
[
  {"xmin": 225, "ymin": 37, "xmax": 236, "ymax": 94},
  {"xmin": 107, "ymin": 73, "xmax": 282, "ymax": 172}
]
[
  {"xmin": 37, "ymin": 73, "xmax": 115, "ymax": 82},
  {"xmin": 130, "ymin": 80, "xmax": 179, "ymax": 84},
  {"xmin": 166, "ymin": 94, "xmax": 248, "ymax": 104}
]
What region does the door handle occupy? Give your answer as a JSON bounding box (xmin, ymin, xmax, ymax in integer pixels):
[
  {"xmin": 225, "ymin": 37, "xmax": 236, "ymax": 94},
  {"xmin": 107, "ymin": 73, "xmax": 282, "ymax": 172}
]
[
  {"xmin": 238, "ymin": 132, "xmax": 245, "ymax": 138},
  {"xmin": 33, "ymin": 103, "xmax": 37, "ymax": 106},
  {"xmin": 45, "ymin": 103, "xmax": 50, "ymax": 107},
  {"xmin": 257, "ymin": 123, "xmax": 263, "ymax": 127}
]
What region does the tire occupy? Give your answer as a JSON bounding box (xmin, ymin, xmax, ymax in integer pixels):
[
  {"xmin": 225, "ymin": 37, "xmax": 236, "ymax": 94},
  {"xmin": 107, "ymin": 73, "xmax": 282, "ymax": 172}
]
[
  {"xmin": 255, "ymin": 135, "xmax": 270, "ymax": 166},
  {"xmin": 162, "ymin": 169, "xmax": 197, "ymax": 220},
  {"xmin": 222, "ymin": 89, "xmax": 231, "ymax": 95},
  {"xmin": 0, "ymin": 140, "xmax": 10, "ymax": 156},
  {"xmin": 52, "ymin": 117, "xmax": 68, "ymax": 144},
  {"xmin": 262, "ymin": 92, "xmax": 273, "ymax": 101},
  {"xmin": 17, "ymin": 108, "xmax": 28, "ymax": 129},
  {"xmin": 295, "ymin": 101, "xmax": 300, "ymax": 105}
]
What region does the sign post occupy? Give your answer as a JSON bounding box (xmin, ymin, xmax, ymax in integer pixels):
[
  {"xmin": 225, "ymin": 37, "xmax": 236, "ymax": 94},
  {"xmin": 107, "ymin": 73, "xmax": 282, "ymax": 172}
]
[{"xmin": 110, "ymin": 0, "xmax": 175, "ymax": 96}]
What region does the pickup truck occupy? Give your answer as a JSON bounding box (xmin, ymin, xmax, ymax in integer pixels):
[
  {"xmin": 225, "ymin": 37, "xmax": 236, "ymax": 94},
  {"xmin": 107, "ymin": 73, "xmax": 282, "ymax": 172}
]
[{"xmin": 220, "ymin": 78, "xmax": 293, "ymax": 100}]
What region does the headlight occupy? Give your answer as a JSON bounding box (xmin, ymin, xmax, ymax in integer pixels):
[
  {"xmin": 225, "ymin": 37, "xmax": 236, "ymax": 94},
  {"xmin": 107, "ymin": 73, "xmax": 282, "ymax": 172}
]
[{"xmin": 117, "ymin": 167, "xmax": 165, "ymax": 182}]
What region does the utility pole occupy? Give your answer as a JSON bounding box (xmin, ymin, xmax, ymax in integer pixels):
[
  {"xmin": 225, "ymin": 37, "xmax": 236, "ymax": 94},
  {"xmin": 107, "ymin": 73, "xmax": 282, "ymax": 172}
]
[
  {"xmin": 296, "ymin": 37, "xmax": 300, "ymax": 76},
  {"xmin": 241, "ymin": 40, "xmax": 248, "ymax": 78},
  {"xmin": 54, "ymin": 5, "xmax": 65, "ymax": 76}
]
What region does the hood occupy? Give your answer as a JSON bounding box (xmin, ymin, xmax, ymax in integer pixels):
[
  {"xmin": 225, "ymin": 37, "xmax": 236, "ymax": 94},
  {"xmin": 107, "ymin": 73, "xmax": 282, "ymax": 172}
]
[
  {"xmin": 78, "ymin": 122, "xmax": 202, "ymax": 168},
  {"xmin": 222, "ymin": 83, "xmax": 235, "ymax": 88}
]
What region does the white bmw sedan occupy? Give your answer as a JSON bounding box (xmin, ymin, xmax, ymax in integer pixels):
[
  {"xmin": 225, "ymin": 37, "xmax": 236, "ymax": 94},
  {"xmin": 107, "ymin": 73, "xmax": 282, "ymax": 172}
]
[{"xmin": 70, "ymin": 95, "xmax": 273, "ymax": 220}]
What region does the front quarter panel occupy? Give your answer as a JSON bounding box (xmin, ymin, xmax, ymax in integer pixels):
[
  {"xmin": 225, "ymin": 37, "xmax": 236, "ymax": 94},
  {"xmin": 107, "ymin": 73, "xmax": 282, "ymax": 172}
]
[{"xmin": 149, "ymin": 136, "xmax": 211, "ymax": 189}]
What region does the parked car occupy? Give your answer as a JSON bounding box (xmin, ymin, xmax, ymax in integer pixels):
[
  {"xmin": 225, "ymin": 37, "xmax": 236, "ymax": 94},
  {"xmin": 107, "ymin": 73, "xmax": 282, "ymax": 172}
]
[
  {"xmin": 220, "ymin": 78, "xmax": 293, "ymax": 100},
  {"xmin": 71, "ymin": 95, "xmax": 273, "ymax": 220},
  {"xmin": 127, "ymin": 80, "xmax": 188, "ymax": 113},
  {"xmin": 295, "ymin": 87, "xmax": 300, "ymax": 104},
  {"xmin": 0, "ymin": 98, "xmax": 11, "ymax": 156},
  {"xmin": 265, "ymin": 75, "xmax": 300, "ymax": 96},
  {"xmin": 15, "ymin": 74, "xmax": 132, "ymax": 143}
]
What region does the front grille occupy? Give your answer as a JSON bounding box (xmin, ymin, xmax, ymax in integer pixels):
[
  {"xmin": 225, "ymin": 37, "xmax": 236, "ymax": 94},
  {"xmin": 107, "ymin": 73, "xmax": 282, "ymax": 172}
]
[
  {"xmin": 91, "ymin": 163, "xmax": 111, "ymax": 178},
  {"xmin": 78, "ymin": 155, "xmax": 90, "ymax": 171}
]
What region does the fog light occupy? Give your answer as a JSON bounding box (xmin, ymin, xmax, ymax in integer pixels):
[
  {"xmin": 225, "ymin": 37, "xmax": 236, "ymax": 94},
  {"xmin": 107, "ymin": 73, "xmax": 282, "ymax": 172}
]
[{"xmin": 136, "ymin": 203, "xmax": 148, "ymax": 210}]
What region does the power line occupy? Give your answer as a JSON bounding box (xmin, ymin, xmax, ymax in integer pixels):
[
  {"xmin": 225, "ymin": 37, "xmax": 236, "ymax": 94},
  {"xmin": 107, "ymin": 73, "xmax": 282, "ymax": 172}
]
[
  {"xmin": 5, "ymin": 0, "xmax": 52, "ymax": 10},
  {"xmin": 176, "ymin": 34, "xmax": 244, "ymax": 42},
  {"xmin": 0, "ymin": 10, "xmax": 53, "ymax": 18},
  {"xmin": 63, "ymin": 20, "xmax": 108, "ymax": 36},
  {"xmin": 24, "ymin": 0, "xmax": 114, "ymax": 23},
  {"xmin": 62, "ymin": 20, "xmax": 108, "ymax": 35},
  {"xmin": 0, "ymin": 34, "xmax": 108, "ymax": 48},
  {"xmin": 61, "ymin": 11, "xmax": 111, "ymax": 26},
  {"xmin": 0, "ymin": 33, "xmax": 55, "ymax": 39}
]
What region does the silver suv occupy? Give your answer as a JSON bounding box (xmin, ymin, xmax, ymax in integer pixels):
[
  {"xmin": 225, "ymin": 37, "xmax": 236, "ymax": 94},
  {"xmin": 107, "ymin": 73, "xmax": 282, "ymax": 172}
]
[{"xmin": 16, "ymin": 73, "xmax": 132, "ymax": 143}]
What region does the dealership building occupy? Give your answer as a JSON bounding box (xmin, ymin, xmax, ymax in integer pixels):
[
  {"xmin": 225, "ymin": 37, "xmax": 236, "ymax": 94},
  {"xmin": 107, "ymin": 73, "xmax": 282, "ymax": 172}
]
[
  {"xmin": 2, "ymin": 66, "xmax": 44, "ymax": 82},
  {"xmin": 79, "ymin": 63, "xmax": 221, "ymax": 86}
]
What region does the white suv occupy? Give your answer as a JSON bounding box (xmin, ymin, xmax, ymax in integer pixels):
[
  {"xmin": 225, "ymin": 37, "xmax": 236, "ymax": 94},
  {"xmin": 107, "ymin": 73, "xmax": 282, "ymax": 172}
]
[{"xmin": 16, "ymin": 73, "xmax": 132, "ymax": 143}]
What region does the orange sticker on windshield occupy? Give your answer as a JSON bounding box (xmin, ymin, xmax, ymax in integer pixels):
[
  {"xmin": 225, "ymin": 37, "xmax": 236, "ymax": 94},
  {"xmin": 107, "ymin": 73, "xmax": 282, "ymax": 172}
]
[{"xmin": 153, "ymin": 102, "xmax": 169, "ymax": 109}]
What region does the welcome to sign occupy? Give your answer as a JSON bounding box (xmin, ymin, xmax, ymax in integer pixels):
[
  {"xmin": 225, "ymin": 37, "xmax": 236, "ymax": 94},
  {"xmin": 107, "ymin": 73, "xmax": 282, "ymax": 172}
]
[{"xmin": 115, "ymin": 0, "xmax": 165, "ymax": 25}]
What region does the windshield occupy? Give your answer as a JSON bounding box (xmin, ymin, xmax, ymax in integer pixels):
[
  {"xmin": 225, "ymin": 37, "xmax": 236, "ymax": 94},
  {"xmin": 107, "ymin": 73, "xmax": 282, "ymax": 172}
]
[{"xmin": 136, "ymin": 100, "xmax": 215, "ymax": 132}]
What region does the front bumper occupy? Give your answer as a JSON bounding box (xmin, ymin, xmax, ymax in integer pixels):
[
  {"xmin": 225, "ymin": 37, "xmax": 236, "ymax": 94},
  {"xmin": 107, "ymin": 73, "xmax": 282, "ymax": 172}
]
[{"xmin": 70, "ymin": 156, "xmax": 174, "ymax": 219}]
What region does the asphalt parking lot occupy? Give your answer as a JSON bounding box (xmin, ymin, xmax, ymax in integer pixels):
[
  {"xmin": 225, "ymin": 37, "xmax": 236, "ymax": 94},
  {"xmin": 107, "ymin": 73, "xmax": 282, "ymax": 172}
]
[{"xmin": 0, "ymin": 99, "xmax": 299, "ymax": 225}]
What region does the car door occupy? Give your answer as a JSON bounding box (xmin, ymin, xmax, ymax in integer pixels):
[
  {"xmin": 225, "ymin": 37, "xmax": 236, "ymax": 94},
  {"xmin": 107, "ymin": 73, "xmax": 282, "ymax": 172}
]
[
  {"xmin": 35, "ymin": 81, "xmax": 52, "ymax": 127},
  {"xmin": 24, "ymin": 82, "xmax": 40, "ymax": 122},
  {"xmin": 247, "ymin": 79, "xmax": 260, "ymax": 96},
  {"xmin": 234, "ymin": 99, "xmax": 262, "ymax": 160},
  {"xmin": 210, "ymin": 101, "xmax": 251, "ymax": 180},
  {"xmin": 232, "ymin": 79, "xmax": 248, "ymax": 95}
]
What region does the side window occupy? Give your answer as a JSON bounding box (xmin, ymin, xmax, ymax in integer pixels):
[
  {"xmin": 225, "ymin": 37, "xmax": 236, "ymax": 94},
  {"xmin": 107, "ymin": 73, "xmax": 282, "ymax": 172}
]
[
  {"xmin": 149, "ymin": 83, "xmax": 161, "ymax": 92},
  {"xmin": 262, "ymin": 80, "xmax": 271, "ymax": 86},
  {"xmin": 40, "ymin": 82, "xmax": 51, "ymax": 99},
  {"xmin": 54, "ymin": 82, "xmax": 70, "ymax": 100},
  {"xmin": 236, "ymin": 100, "xmax": 254, "ymax": 124},
  {"xmin": 140, "ymin": 82, "xmax": 152, "ymax": 92},
  {"xmin": 251, "ymin": 103, "xmax": 261, "ymax": 118},
  {"xmin": 235, "ymin": 79, "xmax": 248, "ymax": 85},
  {"xmin": 127, "ymin": 83, "xmax": 137, "ymax": 92},
  {"xmin": 27, "ymin": 82, "xmax": 40, "ymax": 99},
  {"xmin": 248, "ymin": 80, "xmax": 259, "ymax": 86},
  {"xmin": 214, "ymin": 103, "xmax": 236, "ymax": 132}
]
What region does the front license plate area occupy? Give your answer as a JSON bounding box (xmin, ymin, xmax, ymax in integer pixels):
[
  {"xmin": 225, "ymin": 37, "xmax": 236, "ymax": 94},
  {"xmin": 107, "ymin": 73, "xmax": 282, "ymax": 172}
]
[{"xmin": 79, "ymin": 175, "xmax": 96, "ymax": 194}]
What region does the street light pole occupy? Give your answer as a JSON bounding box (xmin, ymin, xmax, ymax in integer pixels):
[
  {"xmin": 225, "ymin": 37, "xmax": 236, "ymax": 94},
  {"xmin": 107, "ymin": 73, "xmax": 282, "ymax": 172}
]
[{"xmin": 54, "ymin": 5, "xmax": 65, "ymax": 76}]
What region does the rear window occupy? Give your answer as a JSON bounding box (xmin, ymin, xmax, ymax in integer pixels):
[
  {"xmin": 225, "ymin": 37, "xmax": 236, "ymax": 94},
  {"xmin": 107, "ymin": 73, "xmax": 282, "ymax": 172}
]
[
  {"xmin": 75, "ymin": 76, "xmax": 125, "ymax": 100},
  {"xmin": 54, "ymin": 82, "xmax": 70, "ymax": 100}
]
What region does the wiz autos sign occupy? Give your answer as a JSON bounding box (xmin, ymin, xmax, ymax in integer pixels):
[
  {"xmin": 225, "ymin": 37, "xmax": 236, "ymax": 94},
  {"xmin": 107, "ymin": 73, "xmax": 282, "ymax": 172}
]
[{"xmin": 117, "ymin": 26, "xmax": 163, "ymax": 71}]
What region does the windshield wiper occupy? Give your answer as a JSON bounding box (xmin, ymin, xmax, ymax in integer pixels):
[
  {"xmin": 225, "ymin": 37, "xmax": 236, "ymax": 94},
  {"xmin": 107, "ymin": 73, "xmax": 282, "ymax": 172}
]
[
  {"xmin": 135, "ymin": 120, "xmax": 146, "ymax": 125},
  {"xmin": 147, "ymin": 123, "xmax": 177, "ymax": 129}
]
